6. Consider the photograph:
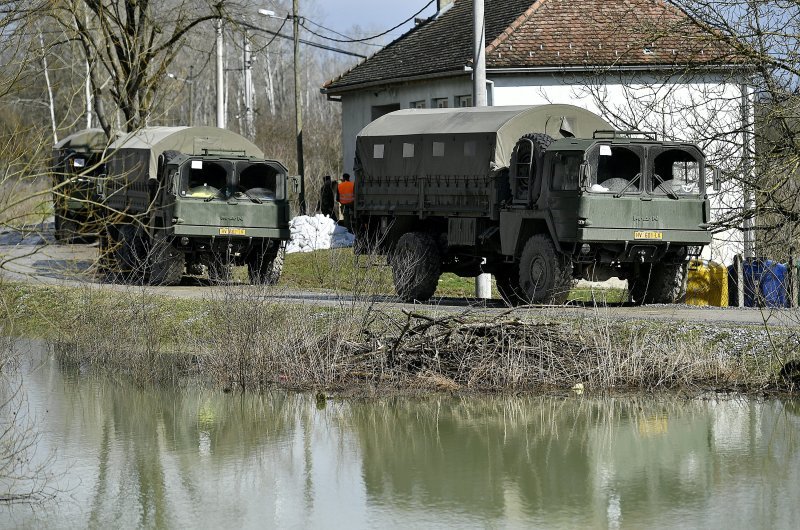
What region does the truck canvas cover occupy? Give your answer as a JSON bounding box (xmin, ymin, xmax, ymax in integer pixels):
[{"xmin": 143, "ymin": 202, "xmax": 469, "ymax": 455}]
[
  {"xmin": 106, "ymin": 126, "xmax": 265, "ymax": 211},
  {"xmin": 356, "ymin": 104, "xmax": 612, "ymax": 178},
  {"xmin": 53, "ymin": 128, "xmax": 109, "ymax": 154}
]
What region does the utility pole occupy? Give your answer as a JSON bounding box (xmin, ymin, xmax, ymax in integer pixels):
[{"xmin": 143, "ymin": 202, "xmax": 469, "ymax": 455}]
[
  {"xmin": 473, "ymin": 0, "xmax": 491, "ymax": 299},
  {"xmin": 216, "ymin": 18, "xmax": 226, "ymax": 129},
  {"xmin": 189, "ymin": 65, "xmax": 194, "ymax": 126},
  {"xmin": 85, "ymin": 59, "xmax": 92, "ymax": 129},
  {"xmin": 243, "ymin": 30, "xmax": 255, "ymax": 139},
  {"xmin": 293, "ymin": 0, "xmax": 306, "ymax": 214}
]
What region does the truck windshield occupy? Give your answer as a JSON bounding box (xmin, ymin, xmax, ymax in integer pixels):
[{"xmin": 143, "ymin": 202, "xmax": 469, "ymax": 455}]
[
  {"xmin": 588, "ymin": 145, "xmax": 642, "ymax": 194},
  {"xmin": 651, "ymin": 148, "xmax": 702, "ymax": 196},
  {"xmin": 235, "ymin": 161, "xmax": 285, "ymax": 200},
  {"xmin": 182, "ymin": 160, "xmax": 232, "ymax": 200}
]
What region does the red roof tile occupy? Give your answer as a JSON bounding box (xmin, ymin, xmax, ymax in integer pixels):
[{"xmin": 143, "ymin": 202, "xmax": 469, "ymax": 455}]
[{"xmin": 324, "ymin": 0, "xmax": 738, "ymax": 93}]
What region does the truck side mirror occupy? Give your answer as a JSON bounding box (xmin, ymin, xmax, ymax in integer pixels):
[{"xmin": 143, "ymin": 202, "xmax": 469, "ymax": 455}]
[
  {"xmin": 579, "ymin": 162, "xmax": 589, "ymax": 189},
  {"xmin": 711, "ymin": 165, "xmax": 721, "ymax": 192}
]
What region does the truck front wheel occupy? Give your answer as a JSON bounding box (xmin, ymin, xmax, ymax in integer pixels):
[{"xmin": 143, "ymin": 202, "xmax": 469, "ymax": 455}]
[
  {"xmin": 149, "ymin": 234, "xmax": 185, "ymax": 286},
  {"xmin": 390, "ymin": 232, "xmax": 440, "ymax": 302},
  {"xmin": 248, "ymin": 247, "xmax": 285, "ymax": 285},
  {"xmin": 518, "ymin": 234, "xmax": 572, "ymax": 305},
  {"xmin": 628, "ymin": 262, "xmax": 687, "ymax": 305},
  {"xmin": 115, "ymin": 225, "xmax": 149, "ymax": 283}
]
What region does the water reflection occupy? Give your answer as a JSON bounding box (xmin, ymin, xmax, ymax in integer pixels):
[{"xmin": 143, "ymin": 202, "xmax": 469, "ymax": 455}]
[{"xmin": 2, "ymin": 342, "xmax": 799, "ymax": 529}]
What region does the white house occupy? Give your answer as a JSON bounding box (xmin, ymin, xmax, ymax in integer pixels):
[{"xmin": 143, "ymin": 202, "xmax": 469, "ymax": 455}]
[{"xmin": 322, "ymin": 0, "xmax": 752, "ymax": 264}]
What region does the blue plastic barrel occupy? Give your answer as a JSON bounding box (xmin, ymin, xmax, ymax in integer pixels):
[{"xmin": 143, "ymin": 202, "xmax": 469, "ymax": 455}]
[
  {"xmin": 742, "ymin": 259, "xmax": 764, "ymax": 307},
  {"xmin": 760, "ymin": 260, "xmax": 789, "ymax": 308}
]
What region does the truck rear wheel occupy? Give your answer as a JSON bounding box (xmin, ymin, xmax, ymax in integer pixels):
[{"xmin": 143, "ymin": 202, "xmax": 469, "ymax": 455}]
[
  {"xmin": 54, "ymin": 212, "xmax": 79, "ymax": 243},
  {"xmin": 115, "ymin": 225, "xmax": 149, "ymax": 283},
  {"xmin": 248, "ymin": 247, "xmax": 284, "ymax": 285},
  {"xmin": 390, "ymin": 232, "xmax": 440, "ymax": 302},
  {"xmin": 149, "ymin": 234, "xmax": 184, "ymax": 286},
  {"xmin": 518, "ymin": 234, "xmax": 572, "ymax": 305},
  {"xmin": 628, "ymin": 262, "xmax": 687, "ymax": 305}
]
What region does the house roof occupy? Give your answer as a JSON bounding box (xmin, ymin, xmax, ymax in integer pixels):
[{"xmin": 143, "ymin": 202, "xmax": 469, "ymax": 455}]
[{"xmin": 323, "ymin": 0, "xmax": 737, "ymax": 94}]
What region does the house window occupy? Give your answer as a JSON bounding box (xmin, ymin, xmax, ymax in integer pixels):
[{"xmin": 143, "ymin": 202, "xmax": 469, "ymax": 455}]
[
  {"xmin": 432, "ymin": 98, "xmax": 449, "ymax": 108},
  {"xmin": 371, "ymin": 103, "xmax": 400, "ymax": 121},
  {"xmin": 403, "ymin": 143, "xmax": 415, "ymax": 158},
  {"xmin": 373, "ymin": 144, "xmax": 385, "ymax": 159},
  {"xmin": 410, "ymin": 100, "xmax": 426, "ymax": 109},
  {"xmin": 432, "ymin": 142, "xmax": 445, "ymax": 157},
  {"xmin": 456, "ymin": 95, "xmax": 473, "ymax": 107}
]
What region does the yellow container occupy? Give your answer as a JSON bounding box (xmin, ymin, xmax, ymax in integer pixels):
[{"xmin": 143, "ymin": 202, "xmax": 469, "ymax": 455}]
[{"xmin": 686, "ymin": 259, "xmax": 729, "ymax": 306}]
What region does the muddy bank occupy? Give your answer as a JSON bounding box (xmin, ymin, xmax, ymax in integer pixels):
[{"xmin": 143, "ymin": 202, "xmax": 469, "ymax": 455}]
[{"xmin": 2, "ymin": 281, "xmax": 799, "ymax": 395}]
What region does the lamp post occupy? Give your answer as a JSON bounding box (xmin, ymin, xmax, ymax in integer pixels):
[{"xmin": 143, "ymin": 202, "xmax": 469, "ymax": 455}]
[
  {"xmin": 167, "ymin": 67, "xmax": 194, "ymax": 126},
  {"xmin": 259, "ymin": 4, "xmax": 306, "ymax": 214}
]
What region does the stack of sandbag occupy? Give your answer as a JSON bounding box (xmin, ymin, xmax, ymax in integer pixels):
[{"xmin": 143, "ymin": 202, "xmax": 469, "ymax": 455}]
[{"xmin": 285, "ymin": 214, "xmax": 355, "ymax": 254}]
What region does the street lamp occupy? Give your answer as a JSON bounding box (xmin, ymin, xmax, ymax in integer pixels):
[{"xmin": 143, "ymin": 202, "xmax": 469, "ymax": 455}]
[
  {"xmin": 258, "ymin": 4, "xmax": 306, "ymax": 214},
  {"xmin": 167, "ymin": 67, "xmax": 194, "ymax": 126}
]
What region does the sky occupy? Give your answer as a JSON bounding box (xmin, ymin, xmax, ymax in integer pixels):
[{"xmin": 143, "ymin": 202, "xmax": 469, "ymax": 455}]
[
  {"xmin": 318, "ymin": 0, "xmax": 437, "ymax": 37},
  {"xmin": 258, "ymin": 0, "xmax": 439, "ymax": 49}
]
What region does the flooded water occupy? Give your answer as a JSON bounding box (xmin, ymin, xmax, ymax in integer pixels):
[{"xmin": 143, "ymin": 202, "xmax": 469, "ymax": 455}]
[{"xmin": 2, "ymin": 341, "xmax": 800, "ymax": 529}]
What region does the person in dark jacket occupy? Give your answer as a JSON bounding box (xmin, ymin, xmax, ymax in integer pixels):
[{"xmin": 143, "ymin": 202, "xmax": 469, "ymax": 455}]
[{"xmin": 319, "ymin": 175, "xmax": 335, "ymax": 218}]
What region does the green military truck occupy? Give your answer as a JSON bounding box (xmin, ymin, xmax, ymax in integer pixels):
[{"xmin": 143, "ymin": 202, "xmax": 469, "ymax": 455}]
[
  {"xmin": 52, "ymin": 128, "xmax": 114, "ymax": 242},
  {"xmin": 353, "ymin": 105, "xmax": 716, "ymax": 305},
  {"xmin": 103, "ymin": 126, "xmax": 291, "ymax": 285}
]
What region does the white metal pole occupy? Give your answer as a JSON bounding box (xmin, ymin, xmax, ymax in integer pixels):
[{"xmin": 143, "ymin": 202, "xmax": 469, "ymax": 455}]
[
  {"xmin": 85, "ymin": 59, "xmax": 92, "ymax": 129},
  {"xmin": 474, "ymin": 0, "xmax": 491, "ymax": 299},
  {"xmin": 216, "ymin": 18, "xmax": 226, "ymax": 129},
  {"xmin": 244, "ymin": 30, "xmax": 254, "ymax": 139}
]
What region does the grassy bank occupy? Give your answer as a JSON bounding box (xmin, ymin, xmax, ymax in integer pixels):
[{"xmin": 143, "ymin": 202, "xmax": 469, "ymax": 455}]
[{"xmin": 2, "ymin": 280, "xmax": 797, "ymax": 395}]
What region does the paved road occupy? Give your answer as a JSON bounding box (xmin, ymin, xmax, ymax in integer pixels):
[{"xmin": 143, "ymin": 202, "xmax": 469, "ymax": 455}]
[{"xmin": 2, "ymin": 222, "xmax": 798, "ymax": 328}]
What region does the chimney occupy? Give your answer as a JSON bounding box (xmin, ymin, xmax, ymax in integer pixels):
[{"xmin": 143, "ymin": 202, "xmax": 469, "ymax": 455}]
[{"xmin": 437, "ymin": 0, "xmax": 455, "ymax": 15}]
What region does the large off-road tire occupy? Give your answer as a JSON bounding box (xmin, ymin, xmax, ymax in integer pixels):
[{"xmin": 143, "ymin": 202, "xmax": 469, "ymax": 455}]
[
  {"xmin": 54, "ymin": 212, "xmax": 79, "ymax": 243},
  {"xmin": 248, "ymin": 247, "xmax": 285, "ymax": 285},
  {"xmin": 511, "ymin": 133, "xmax": 554, "ymax": 202},
  {"xmin": 518, "ymin": 234, "xmax": 573, "ymax": 305},
  {"xmin": 115, "ymin": 224, "xmax": 149, "ymax": 283},
  {"xmin": 628, "ymin": 262, "xmax": 687, "ymax": 305},
  {"xmin": 390, "ymin": 232, "xmax": 441, "ymax": 302},
  {"xmin": 149, "ymin": 234, "xmax": 185, "ymax": 286}
]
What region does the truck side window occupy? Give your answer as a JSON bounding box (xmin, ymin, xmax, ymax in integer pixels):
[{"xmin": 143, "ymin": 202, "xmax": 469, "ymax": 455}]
[{"xmin": 551, "ymin": 152, "xmax": 582, "ymax": 191}]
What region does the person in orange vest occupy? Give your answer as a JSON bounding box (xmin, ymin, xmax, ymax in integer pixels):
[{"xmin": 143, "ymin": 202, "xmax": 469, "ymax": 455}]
[{"xmin": 337, "ymin": 173, "xmax": 355, "ymax": 231}]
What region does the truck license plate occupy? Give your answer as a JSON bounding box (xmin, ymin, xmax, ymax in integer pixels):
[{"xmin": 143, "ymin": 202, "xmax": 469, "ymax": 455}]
[
  {"xmin": 219, "ymin": 227, "xmax": 246, "ymax": 236},
  {"xmin": 634, "ymin": 231, "xmax": 663, "ymax": 240}
]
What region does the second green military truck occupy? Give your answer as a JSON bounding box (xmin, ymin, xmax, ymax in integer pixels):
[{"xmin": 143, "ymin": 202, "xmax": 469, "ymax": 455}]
[
  {"xmin": 102, "ymin": 126, "xmax": 290, "ymax": 285},
  {"xmin": 353, "ymin": 105, "xmax": 716, "ymax": 305}
]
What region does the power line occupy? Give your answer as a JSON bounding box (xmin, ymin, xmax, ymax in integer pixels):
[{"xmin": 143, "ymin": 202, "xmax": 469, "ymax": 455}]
[
  {"xmin": 299, "ymin": 0, "xmax": 435, "ymax": 44},
  {"xmin": 236, "ymin": 19, "xmax": 367, "ymax": 59},
  {"xmin": 301, "ymin": 18, "xmax": 382, "ymax": 47}
]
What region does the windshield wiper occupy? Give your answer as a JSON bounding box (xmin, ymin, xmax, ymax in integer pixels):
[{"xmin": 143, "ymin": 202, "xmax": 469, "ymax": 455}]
[
  {"xmin": 652, "ymin": 173, "xmax": 679, "ymax": 200},
  {"xmin": 237, "ymin": 189, "xmax": 263, "ymax": 204},
  {"xmin": 613, "ymin": 172, "xmax": 641, "ymax": 198}
]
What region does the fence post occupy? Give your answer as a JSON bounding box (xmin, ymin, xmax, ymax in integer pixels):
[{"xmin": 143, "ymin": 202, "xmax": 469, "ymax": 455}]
[{"xmin": 735, "ymin": 254, "xmax": 745, "ymax": 308}]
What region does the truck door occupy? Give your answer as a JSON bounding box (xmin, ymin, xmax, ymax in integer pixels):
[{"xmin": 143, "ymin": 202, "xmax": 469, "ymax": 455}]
[{"xmin": 547, "ymin": 151, "xmax": 583, "ymax": 241}]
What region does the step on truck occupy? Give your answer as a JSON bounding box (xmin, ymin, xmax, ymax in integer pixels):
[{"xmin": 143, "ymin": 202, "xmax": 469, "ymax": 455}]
[
  {"xmin": 353, "ymin": 105, "xmax": 716, "ymax": 305},
  {"xmin": 52, "ymin": 128, "xmax": 115, "ymax": 242},
  {"xmin": 102, "ymin": 126, "xmax": 291, "ymax": 285}
]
